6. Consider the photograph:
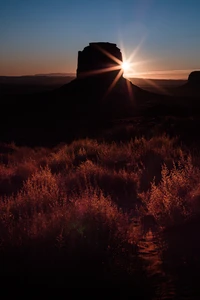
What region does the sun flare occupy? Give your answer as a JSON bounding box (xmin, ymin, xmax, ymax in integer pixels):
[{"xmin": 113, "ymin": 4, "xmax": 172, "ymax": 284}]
[{"xmin": 121, "ymin": 61, "xmax": 130, "ymax": 72}]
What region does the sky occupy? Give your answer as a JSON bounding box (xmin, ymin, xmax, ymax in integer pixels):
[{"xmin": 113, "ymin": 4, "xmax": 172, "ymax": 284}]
[{"xmin": 0, "ymin": 0, "xmax": 200, "ymax": 78}]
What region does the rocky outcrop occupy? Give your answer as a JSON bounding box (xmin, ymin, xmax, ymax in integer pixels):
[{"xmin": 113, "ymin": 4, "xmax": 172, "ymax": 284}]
[
  {"xmin": 76, "ymin": 42, "xmax": 123, "ymax": 79},
  {"xmin": 172, "ymin": 71, "xmax": 200, "ymax": 98},
  {"xmin": 188, "ymin": 71, "xmax": 200, "ymax": 85}
]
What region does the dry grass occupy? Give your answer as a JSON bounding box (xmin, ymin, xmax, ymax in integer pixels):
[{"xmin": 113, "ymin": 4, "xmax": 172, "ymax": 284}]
[{"xmin": 0, "ymin": 133, "xmax": 199, "ymax": 284}]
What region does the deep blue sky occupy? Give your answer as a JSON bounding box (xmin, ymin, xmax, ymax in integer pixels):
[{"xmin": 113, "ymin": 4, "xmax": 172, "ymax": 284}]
[{"xmin": 0, "ymin": 0, "xmax": 200, "ymax": 78}]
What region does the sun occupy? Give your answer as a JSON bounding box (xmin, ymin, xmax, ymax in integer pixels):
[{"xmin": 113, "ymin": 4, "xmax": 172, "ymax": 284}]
[{"xmin": 121, "ymin": 61, "xmax": 130, "ymax": 72}]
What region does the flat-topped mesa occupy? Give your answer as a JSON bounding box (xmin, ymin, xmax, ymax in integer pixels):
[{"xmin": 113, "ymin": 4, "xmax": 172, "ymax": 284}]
[{"xmin": 76, "ymin": 42, "xmax": 123, "ymax": 79}]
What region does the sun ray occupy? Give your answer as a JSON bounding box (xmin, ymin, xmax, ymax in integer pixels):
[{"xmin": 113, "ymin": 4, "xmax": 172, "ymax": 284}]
[
  {"xmin": 78, "ymin": 65, "xmax": 121, "ymax": 78},
  {"xmin": 119, "ymin": 37, "xmax": 145, "ymax": 64},
  {"xmin": 140, "ymin": 78, "xmax": 169, "ymax": 95},
  {"xmin": 131, "ymin": 59, "xmax": 153, "ymax": 67},
  {"xmin": 126, "ymin": 78, "xmax": 134, "ymax": 102},
  {"xmin": 77, "ymin": 40, "xmax": 163, "ymax": 101},
  {"xmin": 94, "ymin": 44, "xmax": 123, "ymax": 66},
  {"xmin": 78, "ymin": 43, "xmax": 125, "ymax": 79},
  {"xmin": 118, "ymin": 37, "xmax": 153, "ymax": 78},
  {"xmin": 78, "ymin": 41, "xmax": 153, "ymax": 81},
  {"xmin": 126, "ymin": 38, "xmax": 145, "ymax": 63},
  {"xmin": 103, "ymin": 69, "xmax": 123, "ymax": 99}
]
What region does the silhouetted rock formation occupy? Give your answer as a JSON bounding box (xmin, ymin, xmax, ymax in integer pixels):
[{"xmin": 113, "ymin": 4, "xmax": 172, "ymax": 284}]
[
  {"xmin": 1, "ymin": 42, "xmax": 169, "ymax": 127},
  {"xmin": 172, "ymin": 71, "xmax": 200, "ymax": 98},
  {"xmin": 188, "ymin": 71, "xmax": 200, "ymax": 85},
  {"xmin": 50, "ymin": 42, "xmax": 140, "ymax": 119},
  {"xmin": 77, "ymin": 42, "xmax": 123, "ymax": 80},
  {"xmin": 1, "ymin": 41, "xmax": 192, "ymax": 146}
]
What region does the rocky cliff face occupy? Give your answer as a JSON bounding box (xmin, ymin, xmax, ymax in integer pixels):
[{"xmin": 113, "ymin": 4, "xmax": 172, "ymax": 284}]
[{"xmin": 76, "ymin": 42, "xmax": 123, "ymax": 79}]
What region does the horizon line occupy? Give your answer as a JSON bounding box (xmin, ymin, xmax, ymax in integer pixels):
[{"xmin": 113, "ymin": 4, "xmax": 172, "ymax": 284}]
[
  {"xmin": 0, "ymin": 74, "xmax": 188, "ymax": 80},
  {"xmin": 0, "ymin": 68, "xmax": 199, "ymax": 80}
]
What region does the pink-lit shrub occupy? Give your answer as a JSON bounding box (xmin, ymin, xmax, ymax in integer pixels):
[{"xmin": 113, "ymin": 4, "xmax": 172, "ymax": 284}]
[{"xmin": 0, "ymin": 134, "xmax": 198, "ymax": 256}]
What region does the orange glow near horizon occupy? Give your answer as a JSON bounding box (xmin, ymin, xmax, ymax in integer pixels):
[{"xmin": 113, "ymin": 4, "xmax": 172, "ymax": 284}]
[
  {"xmin": 1, "ymin": 69, "xmax": 192, "ymax": 80},
  {"xmin": 0, "ymin": 54, "xmax": 196, "ymax": 81},
  {"xmin": 0, "ymin": 40, "xmax": 195, "ymax": 80},
  {"xmin": 0, "ymin": 36, "xmax": 197, "ymax": 80}
]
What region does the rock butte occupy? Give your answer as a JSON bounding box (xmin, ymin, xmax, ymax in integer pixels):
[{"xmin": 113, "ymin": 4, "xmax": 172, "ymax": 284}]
[
  {"xmin": 76, "ymin": 42, "xmax": 123, "ymax": 79},
  {"xmin": 188, "ymin": 71, "xmax": 200, "ymax": 85}
]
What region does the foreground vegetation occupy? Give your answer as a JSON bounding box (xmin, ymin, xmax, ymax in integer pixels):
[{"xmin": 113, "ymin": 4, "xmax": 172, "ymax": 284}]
[{"xmin": 0, "ymin": 131, "xmax": 200, "ymax": 290}]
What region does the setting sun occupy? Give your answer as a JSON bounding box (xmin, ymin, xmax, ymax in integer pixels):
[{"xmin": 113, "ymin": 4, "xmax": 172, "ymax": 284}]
[{"xmin": 121, "ymin": 61, "xmax": 130, "ymax": 72}]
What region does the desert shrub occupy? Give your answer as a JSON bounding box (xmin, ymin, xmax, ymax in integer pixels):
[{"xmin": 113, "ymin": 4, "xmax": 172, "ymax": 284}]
[
  {"xmin": 0, "ymin": 134, "xmax": 199, "ymax": 244},
  {"xmin": 0, "ymin": 164, "xmax": 16, "ymax": 195},
  {"xmin": 2, "ymin": 134, "xmax": 200, "ymax": 289},
  {"xmin": 0, "ymin": 144, "xmax": 52, "ymax": 196},
  {"xmin": 139, "ymin": 155, "xmax": 200, "ymax": 227},
  {"xmin": 0, "ymin": 183, "xmax": 139, "ymax": 279},
  {"xmin": 56, "ymin": 160, "xmax": 140, "ymax": 211},
  {"xmin": 48, "ymin": 145, "xmax": 73, "ymax": 173}
]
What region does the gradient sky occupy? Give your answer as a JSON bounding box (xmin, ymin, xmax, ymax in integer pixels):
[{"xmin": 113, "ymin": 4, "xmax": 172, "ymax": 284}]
[{"xmin": 0, "ymin": 0, "xmax": 200, "ymax": 78}]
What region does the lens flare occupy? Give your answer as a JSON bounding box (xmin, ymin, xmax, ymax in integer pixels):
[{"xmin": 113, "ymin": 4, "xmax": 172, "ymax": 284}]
[{"xmin": 121, "ymin": 61, "xmax": 130, "ymax": 72}]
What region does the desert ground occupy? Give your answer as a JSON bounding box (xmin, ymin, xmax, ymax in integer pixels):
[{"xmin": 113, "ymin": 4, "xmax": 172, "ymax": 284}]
[{"xmin": 0, "ymin": 75, "xmax": 200, "ymax": 298}]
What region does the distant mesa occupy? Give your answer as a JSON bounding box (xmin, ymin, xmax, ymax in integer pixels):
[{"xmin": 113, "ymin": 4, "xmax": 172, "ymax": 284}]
[
  {"xmin": 173, "ymin": 70, "xmax": 200, "ymax": 97},
  {"xmin": 76, "ymin": 42, "xmax": 123, "ymax": 79},
  {"xmin": 188, "ymin": 71, "xmax": 200, "ymax": 85}
]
